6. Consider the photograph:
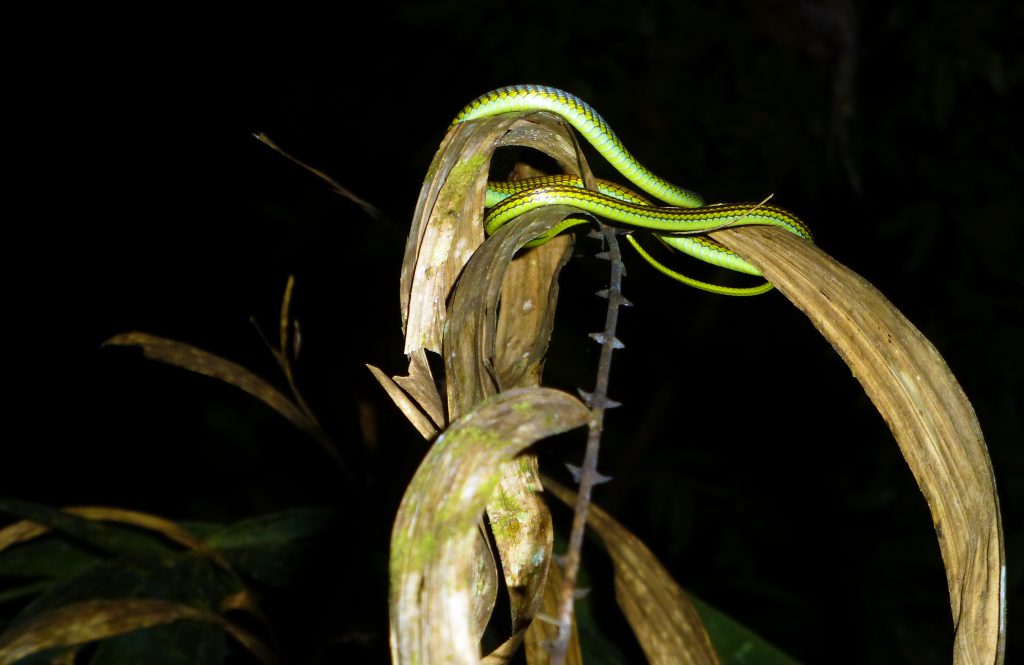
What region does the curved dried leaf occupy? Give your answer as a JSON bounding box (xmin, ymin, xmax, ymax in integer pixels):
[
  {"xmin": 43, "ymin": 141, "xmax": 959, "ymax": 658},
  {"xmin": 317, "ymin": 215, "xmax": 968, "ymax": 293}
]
[
  {"xmin": 104, "ymin": 332, "xmax": 346, "ymax": 472},
  {"xmin": 402, "ymin": 113, "xmax": 592, "ymax": 357},
  {"xmin": 401, "ymin": 118, "xmax": 519, "ymax": 355},
  {"xmin": 0, "ymin": 599, "xmax": 274, "ymax": 665},
  {"xmin": 422, "ymin": 116, "xmax": 600, "ymax": 644},
  {"xmin": 481, "ymin": 630, "xmax": 529, "ymax": 665},
  {"xmin": 368, "ymin": 370, "xmax": 495, "ymax": 638},
  {"xmin": 712, "ymin": 225, "xmax": 1005, "ymax": 665},
  {"xmin": 371, "ymin": 357, "xmax": 495, "ymax": 639},
  {"xmin": 389, "ymin": 388, "xmax": 589, "ymax": 665},
  {"xmin": 0, "ymin": 499, "xmax": 164, "ymax": 557},
  {"xmin": 494, "ymin": 233, "xmax": 573, "ymax": 390},
  {"xmin": 523, "ymin": 561, "xmax": 583, "ymax": 665},
  {"xmin": 445, "ymin": 207, "xmax": 588, "ymax": 638},
  {"xmin": 444, "ymin": 207, "xmax": 584, "ymax": 419},
  {"xmin": 543, "ymin": 477, "xmax": 721, "ymax": 665},
  {"xmin": 0, "ymin": 518, "xmax": 49, "ymax": 551},
  {"xmin": 104, "ymin": 332, "xmax": 314, "ymax": 434}
]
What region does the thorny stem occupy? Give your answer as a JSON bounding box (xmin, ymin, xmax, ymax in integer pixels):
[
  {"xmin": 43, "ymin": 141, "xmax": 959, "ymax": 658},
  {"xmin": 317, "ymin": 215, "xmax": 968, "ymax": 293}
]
[{"xmin": 550, "ymin": 225, "xmax": 627, "ymax": 664}]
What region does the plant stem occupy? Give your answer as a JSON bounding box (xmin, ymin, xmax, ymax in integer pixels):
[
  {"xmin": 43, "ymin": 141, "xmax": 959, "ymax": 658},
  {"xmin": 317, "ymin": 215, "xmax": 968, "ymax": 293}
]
[{"xmin": 550, "ymin": 225, "xmax": 626, "ymax": 664}]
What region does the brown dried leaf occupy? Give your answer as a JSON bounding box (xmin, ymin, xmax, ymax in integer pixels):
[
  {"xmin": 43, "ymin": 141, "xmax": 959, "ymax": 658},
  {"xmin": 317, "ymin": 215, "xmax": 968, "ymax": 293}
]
[
  {"xmin": 105, "ymin": 332, "xmax": 314, "ymax": 433},
  {"xmin": 0, "ymin": 599, "xmax": 274, "ymax": 665},
  {"xmin": 712, "ymin": 225, "xmax": 1006, "ymax": 665},
  {"xmin": 481, "ymin": 630, "xmax": 528, "ymax": 665},
  {"xmin": 444, "ymin": 206, "xmax": 587, "ymax": 638},
  {"xmin": 104, "ymin": 332, "xmax": 345, "ymax": 471},
  {"xmin": 0, "ymin": 519, "xmax": 49, "ymax": 551},
  {"xmin": 543, "ymin": 476, "xmax": 721, "ymax": 665},
  {"xmin": 388, "ymin": 388, "xmax": 589, "ymax": 665},
  {"xmin": 393, "ymin": 348, "xmax": 446, "ymax": 429},
  {"xmin": 401, "ymin": 113, "xmax": 593, "ymax": 357},
  {"xmin": 486, "ymin": 455, "xmax": 554, "ymax": 633},
  {"xmin": 444, "ymin": 207, "xmax": 583, "ymax": 419},
  {"xmin": 494, "ymin": 234, "xmax": 574, "ymax": 389},
  {"xmin": 392, "ymin": 111, "xmax": 600, "ymax": 661},
  {"xmin": 420, "ymin": 114, "xmax": 597, "ymax": 645},
  {"xmin": 401, "ymin": 119, "xmax": 517, "ymax": 355},
  {"xmin": 523, "ymin": 560, "xmax": 583, "ymax": 665},
  {"xmin": 366, "ymin": 364, "xmax": 439, "ymax": 440},
  {"xmin": 367, "ymin": 368, "xmax": 499, "ymax": 641},
  {"xmin": 279, "ymin": 273, "xmax": 295, "ymax": 362}
]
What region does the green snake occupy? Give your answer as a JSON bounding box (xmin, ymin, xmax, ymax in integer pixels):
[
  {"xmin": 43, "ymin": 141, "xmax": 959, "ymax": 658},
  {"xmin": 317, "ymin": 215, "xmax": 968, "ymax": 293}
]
[{"xmin": 452, "ymin": 84, "xmax": 812, "ymax": 296}]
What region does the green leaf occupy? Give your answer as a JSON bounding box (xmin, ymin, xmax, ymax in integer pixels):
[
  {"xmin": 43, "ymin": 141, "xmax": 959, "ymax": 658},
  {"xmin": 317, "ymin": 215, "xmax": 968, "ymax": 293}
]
[
  {"xmin": 10, "ymin": 551, "xmax": 237, "ymax": 624},
  {"xmin": 89, "ymin": 619, "xmax": 227, "ymax": 665},
  {"xmin": 201, "ymin": 508, "xmax": 334, "ymax": 588},
  {"xmin": 689, "ymin": 595, "xmax": 802, "ymax": 665},
  {"xmin": 203, "ymin": 507, "xmax": 333, "ymax": 550},
  {"xmin": 0, "ymin": 581, "xmax": 52, "ymax": 606},
  {"xmin": 0, "ymin": 538, "xmax": 100, "ymax": 580}
]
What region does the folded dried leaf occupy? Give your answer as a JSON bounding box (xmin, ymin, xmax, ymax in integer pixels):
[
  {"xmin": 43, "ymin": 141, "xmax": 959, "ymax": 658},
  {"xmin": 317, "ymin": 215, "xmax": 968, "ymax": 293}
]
[{"xmin": 366, "ymin": 364, "xmax": 439, "ymax": 439}]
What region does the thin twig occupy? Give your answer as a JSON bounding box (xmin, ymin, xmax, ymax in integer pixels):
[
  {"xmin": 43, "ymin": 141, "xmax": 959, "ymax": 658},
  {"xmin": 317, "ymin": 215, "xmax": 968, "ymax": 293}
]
[
  {"xmin": 253, "ymin": 132, "xmax": 391, "ymax": 224},
  {"xmin": 549, "ymin": 225, "xmax": 627, "ymax": 664}
]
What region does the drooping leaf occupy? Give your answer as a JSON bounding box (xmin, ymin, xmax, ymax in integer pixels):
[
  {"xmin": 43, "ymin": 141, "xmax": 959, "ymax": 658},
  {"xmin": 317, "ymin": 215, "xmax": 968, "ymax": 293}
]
[
  {"xmin": 443, "ymin": 207, "xmax": 582, "ymax": 642},
  {"xmin": 104, "ymin": 333, "xmax": 312, "ymax": 434},
  {"xmin": 389, "ymin": 388, "xmax": 588, "ymax": 665},
  {"xmin": 543, "ymin": 477, "xmax": 722, "ymax": 665},
  {"xmin": 712, "ymin": 225, "xmax": 1005, "ymax": 665},
  {"xmin": 0, "ymin": 599, "xmax": 273, "ymax": 665},
  {"xmin": 103, "ymin": 333, "xmax": 345, "ymax": 471},
  {"xmin": 0, "ymin": 499, "xmax": 168, "ymax": 558}
]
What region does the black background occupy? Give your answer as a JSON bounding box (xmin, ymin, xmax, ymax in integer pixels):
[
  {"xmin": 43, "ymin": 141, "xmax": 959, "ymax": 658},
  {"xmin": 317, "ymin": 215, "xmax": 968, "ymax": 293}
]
[{"xmin": 9, "ymin": 1, "xmax": 1021, "ymax": 663}]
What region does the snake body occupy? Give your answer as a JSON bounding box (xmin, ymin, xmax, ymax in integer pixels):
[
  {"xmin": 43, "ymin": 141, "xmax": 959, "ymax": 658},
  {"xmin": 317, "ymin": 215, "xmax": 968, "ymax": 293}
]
[
  {"xmin": 453, "ymin": 84, "xmax": 703, "ymax": 208},
  {"xmin": 451, "ymin": 85, "xmax": 812, "ymax": 295}
]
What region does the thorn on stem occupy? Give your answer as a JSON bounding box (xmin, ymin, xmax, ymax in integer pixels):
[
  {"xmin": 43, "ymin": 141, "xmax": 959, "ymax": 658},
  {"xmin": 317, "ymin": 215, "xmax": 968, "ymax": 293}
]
[
  {"xmin": 565, "ymin": 463, "xmax": 613, "ymax": 485},
  {"xmin": 589, "ymin": 331, "xmax": 626, "ymax": 348},
  {"xmin": 535, "ymin": 612, "xmax": 560, "ymax": 626}
]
